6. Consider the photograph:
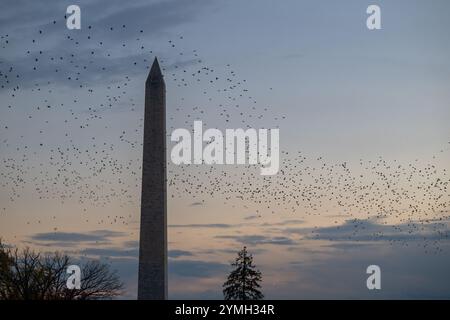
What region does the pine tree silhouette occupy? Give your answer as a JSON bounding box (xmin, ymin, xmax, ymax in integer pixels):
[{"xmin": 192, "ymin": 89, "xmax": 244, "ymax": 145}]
[{"xmin": 223, "ymin": 246, "xmax": 263, "ymax": 300}]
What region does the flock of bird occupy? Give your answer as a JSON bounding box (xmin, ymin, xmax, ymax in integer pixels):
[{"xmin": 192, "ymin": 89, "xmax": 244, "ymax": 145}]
[
  {"xmin": 169, "ymin": 150, "xmax": 450, "ymax": 253},
  {"xmin": 1, "ymin": 17, "xmax": 449, "ymax": 253}
]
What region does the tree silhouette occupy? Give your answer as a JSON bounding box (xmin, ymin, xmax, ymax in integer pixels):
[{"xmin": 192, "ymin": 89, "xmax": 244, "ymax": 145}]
[
  {"xmin": 0, "ymin": 240, "xmax": 123, "ymax": 300},
  {"xmin": 223, "ymin": 246, "xmax": 263, "ymax": 300}
]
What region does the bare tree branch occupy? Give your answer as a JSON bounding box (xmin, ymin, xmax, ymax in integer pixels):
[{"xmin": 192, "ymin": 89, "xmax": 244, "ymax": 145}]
[{"xmin": 0, "ymin": 239, "xmax": 123, "ymax": 300}]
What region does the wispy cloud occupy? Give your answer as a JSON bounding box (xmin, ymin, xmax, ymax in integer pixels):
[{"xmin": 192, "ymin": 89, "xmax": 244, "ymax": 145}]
[
  {"xmin": 261, "ymin": 219, "xmax": 305, "ymax": 226},
  {"xmin": 215, "ymin": 234, "xmax": 296, "ymax": 246},
  {"xmin": 169, "ymin": 223, "xmax": 235, "ymax": 229},
  {"xmin": 168, "ymin": 249, "xmax": 194, "ymax": 258},
  {"xmin": 169, "ymin": 259, "xmax": 228, "ymax": 278},
  {"xmin": 298, "ymin": 219, "xmax": 450, "ymax": 243},
  {"xmin": 30, "ymin": 229, "xmax": 126, "ymax": 243},
  {"xmin": 81, "ymin": 247, "xmax": 138, "ymax": 258},
  {"xmin": 243, "ymin": 215, "xmax": 260, "ymax": 220},
  {"xmin": 189, "ymin": 201, "xmax": 205, "ymax": 206}
]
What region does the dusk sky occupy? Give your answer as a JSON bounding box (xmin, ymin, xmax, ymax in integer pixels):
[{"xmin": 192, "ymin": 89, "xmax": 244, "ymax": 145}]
[{"xmin": 1, "ymin": 0, "xmax": 450, "ymax": 299}]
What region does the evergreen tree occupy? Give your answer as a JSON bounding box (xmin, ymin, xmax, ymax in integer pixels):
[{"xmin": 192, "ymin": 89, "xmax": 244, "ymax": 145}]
[{"xmin": 223, "ymin": 246, "xmax": 263, "ymax": 300}]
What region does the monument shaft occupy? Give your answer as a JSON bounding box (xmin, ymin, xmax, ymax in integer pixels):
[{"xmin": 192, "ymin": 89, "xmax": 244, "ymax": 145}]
[{"xmin": 138, "ymin": 58, "xmax": 167, "ymax": 300}]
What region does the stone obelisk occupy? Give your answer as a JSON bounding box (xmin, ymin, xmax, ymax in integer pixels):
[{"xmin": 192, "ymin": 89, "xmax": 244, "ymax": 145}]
[{"xmin": 138, "ymin": 57, "xmax": 167, "ymax": 300}]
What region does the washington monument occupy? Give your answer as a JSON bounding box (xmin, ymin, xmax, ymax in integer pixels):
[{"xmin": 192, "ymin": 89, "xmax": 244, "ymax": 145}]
[{"xmin": 138, "ymin": 57, "xmax": 167, "ymax": 300}]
